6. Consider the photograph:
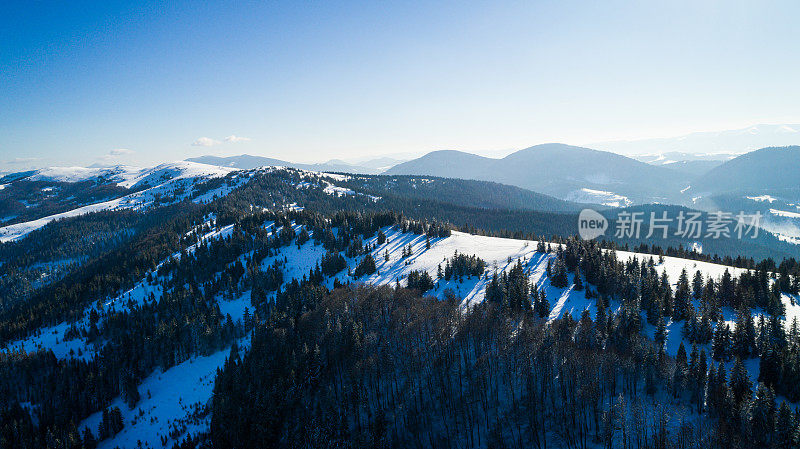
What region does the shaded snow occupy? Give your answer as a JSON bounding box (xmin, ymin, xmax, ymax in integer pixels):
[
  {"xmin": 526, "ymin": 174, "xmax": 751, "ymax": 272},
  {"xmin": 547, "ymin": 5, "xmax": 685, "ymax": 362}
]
[{"xmin": 79, "ymin": 345, "xmax": 243, "ymax": 449}]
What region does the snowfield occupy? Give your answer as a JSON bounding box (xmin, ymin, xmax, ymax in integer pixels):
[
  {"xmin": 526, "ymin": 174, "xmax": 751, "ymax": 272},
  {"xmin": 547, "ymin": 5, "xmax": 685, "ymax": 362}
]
[{"xmin": 26, "ymin": 165, "xmax": 144, "ymax": 184}]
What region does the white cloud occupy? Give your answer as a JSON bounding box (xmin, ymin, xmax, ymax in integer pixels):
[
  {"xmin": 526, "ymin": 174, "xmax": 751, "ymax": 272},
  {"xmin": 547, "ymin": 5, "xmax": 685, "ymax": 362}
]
[
  {"xmin": 192, "ymin": 137, "xmax": 221, "ymax": 147},
  {"xmin": 97, "ymin": 148, "xmax": 137, "ymax": 164},
  {"xmin": 108, "ymin": 148, "xmax": 135, "ymax": 156},
  {"xmin": 224, "ymin": 135, "xmax": 251, "ymax": 143}
]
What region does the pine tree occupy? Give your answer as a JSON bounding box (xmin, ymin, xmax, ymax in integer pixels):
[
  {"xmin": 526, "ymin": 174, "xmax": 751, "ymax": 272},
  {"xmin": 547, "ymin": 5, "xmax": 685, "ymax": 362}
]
[
  {"xmin": 98, "ymin": 408, "xmax": 109, "ymax": 440},
  {"xmin": 534, "ymin": 290, "xmax": 550, "ymax": 319},
  {"xmin": 700, "ymin": 309, "xmax": 714, "ymax": 343},
  {"xmin": 673, "ymin": 268, "xmax": 691, "ymax": 321},
  {"xmin": 749, "ymin": 384, "xmax": 777, "ymax": 447},
  {"xmin": 705, "ymin": 363, "xmax": 718, "ymax": 414},
  {"xmin": 550, "ymin": 257, "xmax": 569, "ymax": 289},
  {"xmin": 594, "ymin": 295, "xmax": 606, "ymax": 337},
  {"xmin": 575, "ymin": 309, "xmax": 596, "ymax": 349},
  {"xmin": 712, "ymin": 323, "xmax": 731, "ymax": 361},
  {"xmin": 774, "ymin": 401, "xmax": 794, "ymax": 449},
  {"xmin": 486, "ymin": 272, "xmax": 503, "ymax": 305},
  {"xmin": 354, "ymin": 254, "xmax": 377, "ymax": 277},
  {"xmin": 759, "ymin": 346, "xmax": 781, "ymax": 388},
  {"xmin": 573, "ymin": 267, "xmax": 584, "ymax": 291},
  {"xmin": 692, "ymin": 270, "xmax": 704, "ymax": 300},
  {"xmin": 732, "ymin": 306, "xmax": 756, "ymax": 358},
  {"xmin": 654, "ymin": 316, "xmax": 667, "ymax": 350},
  {"xmin": 660, "ymin": 270, "xmax": 673, "ymax": 318},
  {"xmin": 673, "ymin": 342, "xmax": 688, "ymax": 397},
  {"xmin": 82, "ymin": 427, "xmax": 97, "ymax": 449},
  {"xmin": 729, "ymin": 357, "xmax": 752, "ymax": 406}
]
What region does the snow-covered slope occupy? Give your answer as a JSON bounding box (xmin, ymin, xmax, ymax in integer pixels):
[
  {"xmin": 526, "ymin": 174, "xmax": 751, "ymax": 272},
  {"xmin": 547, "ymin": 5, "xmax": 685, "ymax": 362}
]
[
  {"xmin": 0, "ymin": 162, "xmax": 242, "ymax": 242},
  {"xmin": 5, "ymin": 218, "xmax": 795, "ymax": 448},
  {"xmin": 24, "ymin": 165, "xmax": 144, "ymax": 184}
]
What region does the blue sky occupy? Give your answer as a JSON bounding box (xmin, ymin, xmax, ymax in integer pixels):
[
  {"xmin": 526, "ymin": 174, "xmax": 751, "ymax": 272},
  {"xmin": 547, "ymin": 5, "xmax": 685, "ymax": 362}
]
[{"xmin": 2, "ymin": 0, "xmax": 799, "ymax": 169}]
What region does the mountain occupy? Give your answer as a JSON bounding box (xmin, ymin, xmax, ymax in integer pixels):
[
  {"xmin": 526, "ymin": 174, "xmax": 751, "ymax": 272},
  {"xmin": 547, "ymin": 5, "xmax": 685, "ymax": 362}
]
[
  {"xmin": 0, "ymin": 161, "xmax": 240, "ymax": 242},
  {"xmin": 384, "ymin": 150, "xmax": 493, "ymax": 179},
  {"xmin": 386, "ymin": 143, "xmax": 689, "ymax": 205},
  {"xmin": 2, "ymin": 161, "xmax": 800, "ymax": 447},
  {"xmin": 593, "ymin": 124, "xmax": 800, "ymax": 155},
  {"xmin": 187, "ymin": 154, "xmax": 380, "ymax": 174},
  {"xmin": 634, "ymin": 151, "xmax": 738, "ymax": 165},
  {"xmin": 692, "ymin": 146, "xmax": 800, "ymax": 196},
  {"xmin": 353, "ymin": 156, "xmax": 406, "ymax": 172},
  {"xmin": 659, "ymin": 160, "xmax": 724, "ymax": 176},
  {"xmin": 335, "ymin": 174, "xmax": 583, "ymax": 213},
  {"xmin": 633, "ymin": 151, "xmax": 733, "ymax": 176},
  {"xmin": 187, "ymin": 154, "xmax": 291, "ymax": 169},
  {"xmin": 2, "ymin": 171, "xmax": 798, "ymax": 447}
]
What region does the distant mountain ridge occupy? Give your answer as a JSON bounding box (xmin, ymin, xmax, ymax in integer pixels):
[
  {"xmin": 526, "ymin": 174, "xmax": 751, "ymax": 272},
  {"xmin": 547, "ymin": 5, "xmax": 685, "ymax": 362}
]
[
  {"xmin": 187, "ymin": 154, "xmax": 389, "ymax": 174},
  {"xmin": 592, "ymin": 123, "xmax": 800, "ymax": 155},
  {"xmin": 386, "ymin": 143, "xmax": 690, "ymax": 205},
  {"xmin": 691, "ymin": 146, "xmax": 800, "ymax": 196}
]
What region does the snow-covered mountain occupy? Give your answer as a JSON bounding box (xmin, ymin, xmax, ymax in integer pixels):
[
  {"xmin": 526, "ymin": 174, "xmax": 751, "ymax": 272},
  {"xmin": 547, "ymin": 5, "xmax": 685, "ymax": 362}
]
[
  {"xmin": 3, "ymin": 160, "xmax": 800, "ymax": 447},
  {"xmin": 0, "ymin": 161, "xmax": 242, "ymax": 242},
  {"xmin": 187, "ymin": 154, "xmax": 384, "ymax": 174}
]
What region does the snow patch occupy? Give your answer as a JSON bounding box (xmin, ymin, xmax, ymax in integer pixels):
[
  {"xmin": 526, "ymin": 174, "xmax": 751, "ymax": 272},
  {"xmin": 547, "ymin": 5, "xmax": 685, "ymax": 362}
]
[{"xmin": 566, "ymin": 188, "xmax": 632, "ymax": 207}]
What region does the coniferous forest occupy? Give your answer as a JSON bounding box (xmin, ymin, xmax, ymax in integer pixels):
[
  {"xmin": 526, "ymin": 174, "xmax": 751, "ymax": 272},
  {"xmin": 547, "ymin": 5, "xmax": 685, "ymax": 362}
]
[{"xmin": 0, "ymin": 168, "xmax": 799, "ymax": 448}]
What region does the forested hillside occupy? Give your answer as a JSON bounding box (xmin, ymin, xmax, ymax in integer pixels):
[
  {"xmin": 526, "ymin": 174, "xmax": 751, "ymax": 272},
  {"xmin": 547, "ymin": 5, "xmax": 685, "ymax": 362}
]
[{"xmin": 1, "ymin": 166, "xmax": 800, "ymax": 448}]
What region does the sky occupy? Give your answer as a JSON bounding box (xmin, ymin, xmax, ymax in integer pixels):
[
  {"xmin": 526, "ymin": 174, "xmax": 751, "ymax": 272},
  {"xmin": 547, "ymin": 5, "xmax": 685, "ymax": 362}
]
[{"xmin": 2, "ymin": 0, "xmax": 800, "ymax": 170}]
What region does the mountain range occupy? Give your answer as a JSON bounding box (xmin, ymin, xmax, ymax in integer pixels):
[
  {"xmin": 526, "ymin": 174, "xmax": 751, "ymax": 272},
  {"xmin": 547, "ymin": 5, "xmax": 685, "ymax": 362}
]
[
  {"xmin": 186, "ymin": 154, "xmax": 402, "ymax": 174},
  {"xmin": 385, "ymin": 143, "xmax": 691, "ymax": 205},
  {"xmin": 386, "ymin": 144, "xmax": 800, "ymax": 207}
]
